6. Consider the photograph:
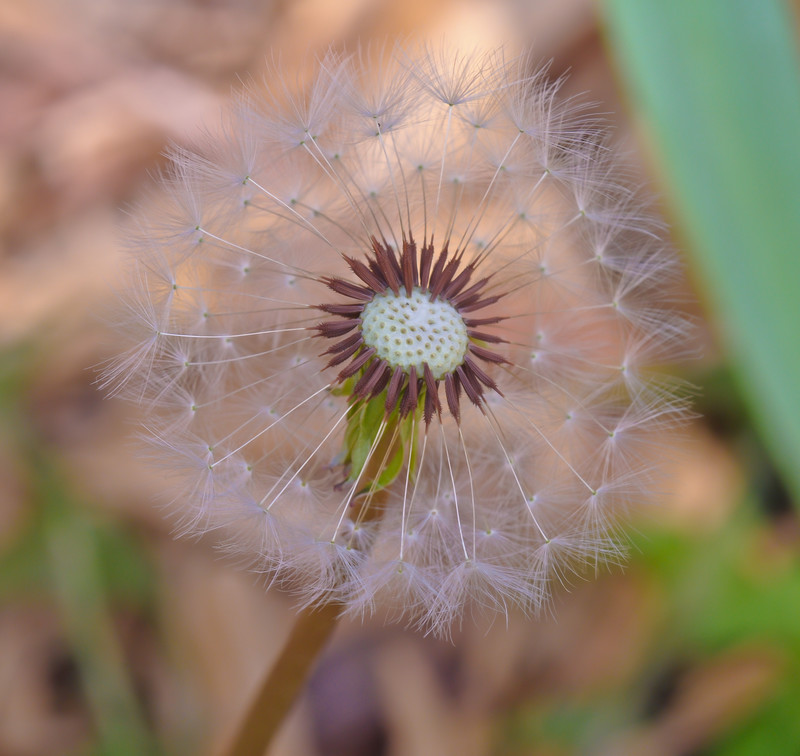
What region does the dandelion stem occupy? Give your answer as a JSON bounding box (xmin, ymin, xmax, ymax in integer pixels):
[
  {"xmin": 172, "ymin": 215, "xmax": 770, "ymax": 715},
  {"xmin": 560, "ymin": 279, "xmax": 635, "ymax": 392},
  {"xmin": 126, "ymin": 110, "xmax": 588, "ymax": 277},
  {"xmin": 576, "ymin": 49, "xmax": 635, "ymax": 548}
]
[{"xmin": 215, "ymin": 600, "xmax": 342, "ymax": 756}]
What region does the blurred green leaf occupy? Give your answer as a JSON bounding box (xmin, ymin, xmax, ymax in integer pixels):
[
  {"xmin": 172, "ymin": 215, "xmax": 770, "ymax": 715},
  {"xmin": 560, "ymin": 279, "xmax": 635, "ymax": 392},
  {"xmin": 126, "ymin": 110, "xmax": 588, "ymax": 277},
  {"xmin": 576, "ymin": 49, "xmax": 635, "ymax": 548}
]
[
  {"xmin": 601, "ymin": 0, "xmax": 800, "ymax": 502},
  {"xmin": 637, "ymin": 506, "xmax": 800, "ymax": 652},
  {"xmin": 634, "ymin": 504, "xmax": 800, "ymax": 756}
]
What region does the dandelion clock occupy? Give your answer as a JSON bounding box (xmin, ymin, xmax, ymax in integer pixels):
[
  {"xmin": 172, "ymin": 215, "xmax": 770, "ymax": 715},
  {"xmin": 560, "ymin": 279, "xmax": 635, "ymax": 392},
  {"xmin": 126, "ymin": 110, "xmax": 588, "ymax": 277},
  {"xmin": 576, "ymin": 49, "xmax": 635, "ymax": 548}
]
[{"xmin": 102, "ymin": 44, "xmax": 690, "ymax": 753}]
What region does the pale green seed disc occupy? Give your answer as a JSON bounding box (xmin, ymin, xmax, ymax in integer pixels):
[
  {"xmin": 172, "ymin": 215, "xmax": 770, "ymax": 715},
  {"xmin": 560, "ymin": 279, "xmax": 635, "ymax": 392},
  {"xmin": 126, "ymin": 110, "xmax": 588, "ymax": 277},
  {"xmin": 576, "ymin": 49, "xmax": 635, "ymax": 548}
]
[{"xmin": 361, "ymin": 287, "xmax": 468, "ymax": 379}]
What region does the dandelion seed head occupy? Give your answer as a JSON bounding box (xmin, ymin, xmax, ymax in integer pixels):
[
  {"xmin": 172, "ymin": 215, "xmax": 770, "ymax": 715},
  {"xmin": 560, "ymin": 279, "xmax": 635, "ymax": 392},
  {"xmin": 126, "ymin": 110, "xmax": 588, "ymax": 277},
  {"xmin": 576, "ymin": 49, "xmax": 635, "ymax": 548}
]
[{"xmin": 104, "ymin": 43, "xmax": 691, "ymax": 636}]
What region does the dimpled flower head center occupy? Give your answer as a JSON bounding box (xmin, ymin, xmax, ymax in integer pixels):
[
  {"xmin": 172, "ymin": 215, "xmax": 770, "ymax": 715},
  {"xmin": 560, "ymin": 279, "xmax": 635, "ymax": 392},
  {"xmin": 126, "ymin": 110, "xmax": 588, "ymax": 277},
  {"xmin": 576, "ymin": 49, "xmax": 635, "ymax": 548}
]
[{"xmin": 361, "ymin": 288, "xmax": 468, "ymax": 380}]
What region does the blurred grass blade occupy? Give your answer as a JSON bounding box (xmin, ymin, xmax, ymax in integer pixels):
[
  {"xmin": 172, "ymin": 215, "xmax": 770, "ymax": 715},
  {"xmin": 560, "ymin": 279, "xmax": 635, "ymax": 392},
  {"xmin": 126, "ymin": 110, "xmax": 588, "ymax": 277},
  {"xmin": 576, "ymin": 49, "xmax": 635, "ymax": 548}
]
[
  {"xmin": 44, "ymin": 500, "xmax": 158, "ymax": 756},
  {"xmin": 602, "ymin": 0, "xmax": 800, "ymax": 501}
]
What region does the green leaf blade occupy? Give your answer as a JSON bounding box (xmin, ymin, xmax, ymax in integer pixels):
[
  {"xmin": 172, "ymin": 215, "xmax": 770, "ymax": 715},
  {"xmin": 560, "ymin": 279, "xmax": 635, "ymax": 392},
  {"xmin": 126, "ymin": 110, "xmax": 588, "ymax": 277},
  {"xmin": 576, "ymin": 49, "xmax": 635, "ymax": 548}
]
[{"xmin": 602, "ymin": 0, "xmax": 800, "ymax": 501}]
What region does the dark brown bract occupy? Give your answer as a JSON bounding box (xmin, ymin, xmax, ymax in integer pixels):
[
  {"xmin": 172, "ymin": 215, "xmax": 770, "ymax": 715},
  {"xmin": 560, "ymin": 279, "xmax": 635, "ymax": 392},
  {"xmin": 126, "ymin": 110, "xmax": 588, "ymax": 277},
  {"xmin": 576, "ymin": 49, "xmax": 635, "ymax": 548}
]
[{"xmin": 316, "ymin": 234, "xmax": 505, "ymax": 423}]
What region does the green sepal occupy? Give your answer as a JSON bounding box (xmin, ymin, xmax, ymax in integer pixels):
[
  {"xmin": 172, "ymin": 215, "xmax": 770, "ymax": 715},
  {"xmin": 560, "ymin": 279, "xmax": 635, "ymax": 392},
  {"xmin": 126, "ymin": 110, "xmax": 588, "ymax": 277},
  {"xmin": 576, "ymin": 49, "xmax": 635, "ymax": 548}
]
[
  {"xmin": 343, "ymin": 395, "xmax": 384, "ymax": 484},
  {"xmin": 341, "ymin": 393, "xmax": 419, "ymax": 494}
]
